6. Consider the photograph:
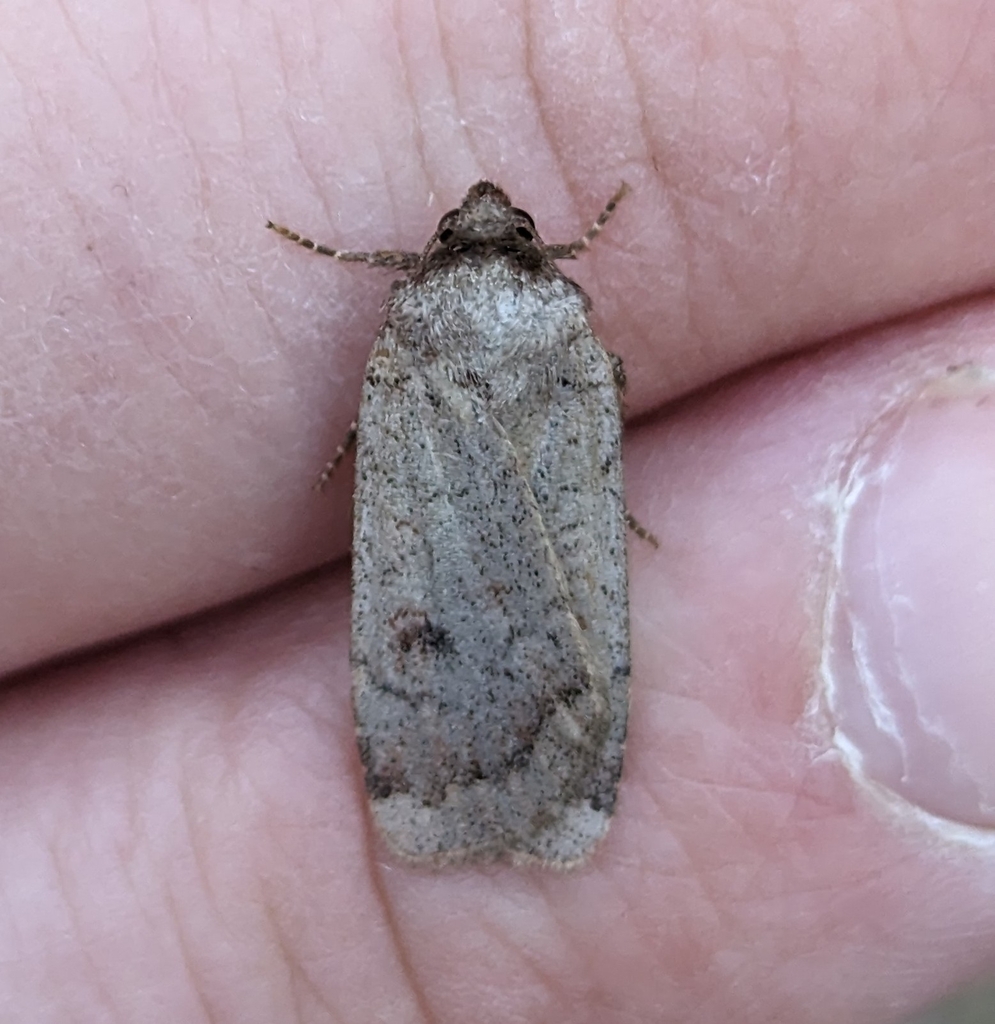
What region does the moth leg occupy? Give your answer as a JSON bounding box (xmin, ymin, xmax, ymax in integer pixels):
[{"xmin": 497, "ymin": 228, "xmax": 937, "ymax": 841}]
[
  {"xmin": 626, "ymin": 511, "xmax": 660, "ymax": 549},
  {"xmin": 607, "ymin": 355, "xmax": 652, "ymax": 546},
  {"xmin": 609, "ymin": 352, "xmax": 626, "ymax": 393},
  {"xmin": 266, "ymin": 222, "xmax": 420, "ymax": 270},
  {"xmin": 544, "ymin": 182, "xmax": 631, "ymax": 260},
  {"xmin": 314, "ymin": 421, "xmax": 358, "ymax": 491}
]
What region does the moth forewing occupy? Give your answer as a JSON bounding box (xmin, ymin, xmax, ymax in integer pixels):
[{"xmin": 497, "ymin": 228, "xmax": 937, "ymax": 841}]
[{"xmin": 270, "ymin": 181, "xmax": 631, "ymax": 866}]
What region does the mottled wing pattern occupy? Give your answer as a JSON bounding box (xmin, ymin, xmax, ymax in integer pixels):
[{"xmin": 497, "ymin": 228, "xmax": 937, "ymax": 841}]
[
  {"xmin": 351, "ymin": 325, "xmax": 621, "ymax": 865},
  {"xmin": 506, "ymin": 326, "xmax": 630, "ymax": 821}
]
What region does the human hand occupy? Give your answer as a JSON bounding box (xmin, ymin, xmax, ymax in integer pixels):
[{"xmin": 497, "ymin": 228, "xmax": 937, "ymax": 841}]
[{"xmin": 2, "ymin": 2, "xmax": 994, "ymax": 1022}]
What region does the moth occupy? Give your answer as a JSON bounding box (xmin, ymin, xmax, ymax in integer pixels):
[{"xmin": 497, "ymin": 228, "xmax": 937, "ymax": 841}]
[{"xmin": 268, "ymin": 181, "xmax": 633, "ymax": 866}]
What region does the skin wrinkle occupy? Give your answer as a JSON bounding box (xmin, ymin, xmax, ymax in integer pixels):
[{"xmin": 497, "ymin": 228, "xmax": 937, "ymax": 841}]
[
  {"xmin": 629, "ymin": 160, "xmax": 697, "ymax": 378},
  {"xmin": 390, "ymin": 0, "xmax": 432, "ymax": 194},
  {"xmin": 374, "ymin": 22, "xmax": 417, "ymax": 234},
  {"xmin": 53, "ymin": 0, "xmax": 135, "ymax": 121},
  {"xmin": 150, "ymin": 344, "xmax": 215, "ymax": 422},
  {"xmin": 930, "ymin": 3, "xmax": 987, "ymax": 119},
  {"xmin": 667, "ymin": 17, "xmax": 740, "ymax": 372},
  {"xmin": 244, "ymin": 253, "xmax": 285, "ymax": 345},
  {"xmin": 520, "ymin": 2, "xmax": 571, "ymax": 192},
  {"xmin": 221, "ymin": 34, "xmax": 251, "ymax": 166},
  {"xmin": 257, "ymin": 894, "xmax": 322, "ymax": 1024},
  {"xmin": 889, "ymin": 0, "xmax": 963, "ymax": 114},
  {"xmin": 202, "ymin": 2, "xmax": 218, "ymax": 58},
  {"xmin": 139, "ymin": 9, "xmax": 217, "ymax": 245},
  {"xmin": 779, "ymin": 0, "xmax": 803, "ymax": 200},
  {"xmin": 271, "ymin": 18, "xmax": 339, "ymax": 241},
  {"xmin": 127, "ymin": 848, "xmax": 167, "ymax": 947},
  {"xmin": 305, "ymin": 0, "xmax": 323, "ymax": 72},
  {"xmin": 362, "ymin": 834, "xmax": 437, "ymax": 1024},
  {"xmin": 115, "ymin": 755, "xmax": 148, "ymax": 888},
  {"xmin": 162, "ymin": 882, "xmax": 218, "ymax": 1024},
  {"xmin": 48, "ymin": 832, "xmax": 126, "ymax": 1024},
  {"xmin": 694, "ymin": 776, "xmax": 798, "ymax": 798},
  {"xmin": 613, "ymin": 9, "xmax": 656, "ymax": 176},
  {"xmin": 353, "ymin": 40, "xmax": 400, "ymax": 231},
  {"xmin": 175, "ymin": 753, "xmax": 228, "ymax": 938},
  {"xmin": 476, "ymin": 899, "xmax": 575, "ymax": 993},
  {"xmin": 894, "ymin": 6, "xmax": 931, "ymax": 94},
  {"xmin": 270, "ymin": 16, "xmax": 320, "ymax": 214},
  {"xmin": 745, "ymin": 7, "xmax": 803, "ymax": 241},
  {"xmin": 190, "ymin": 144, "xmax": 217, "ymax": 234},
  {"xmin": 143, "ymin": 2, "xmax": 189, "ymax": 167},
  {"xmin": 521, "ymin": 27, "xmax": 649, "ymax": 323},
  {"xmin": 726, "ymin": 863, "xmax": 896, "ymax": 906},
  {"xmin": 433, "ymin": 0, "xmax": 482, "ymax": 177},
  {"xmin": 692, "ymin": 852, "xmax": 754, "ymax": 946},
  {"xmin": 414, "ymin": 0, "xmax": 471, "ymax": 194},
  {"xmin": 517, "ymin": 935, "xmax": 585, "ymax": 1019},
  {"xmin": 475, "ymin": 912, "xmax": 545, "ymax": 991},
  {"xmin": 0, "ymin": 857, "xmax": 18, "ymax": 950}
]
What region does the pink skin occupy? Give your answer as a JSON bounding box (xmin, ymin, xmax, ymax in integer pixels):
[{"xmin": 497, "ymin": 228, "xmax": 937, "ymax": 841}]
[{"xmin": 2, "ymin": 1, "xmax": 995, "ymax": 1022}]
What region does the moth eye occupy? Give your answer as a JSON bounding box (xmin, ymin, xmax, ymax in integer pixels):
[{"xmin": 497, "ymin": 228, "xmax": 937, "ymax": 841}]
[
  {"xmin": 516, "ymin": 226, "xmax": 534, "ymax": 241},
  {"xmin": 439, "ymin": 228, "xmax": 454, "ymax": 243},
  {"xmin": 437, "ymin": 208, "xmax": 460, "ymax": 231}
]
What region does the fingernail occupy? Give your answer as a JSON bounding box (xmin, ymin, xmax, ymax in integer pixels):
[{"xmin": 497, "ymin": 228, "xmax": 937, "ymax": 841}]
[{"xmin": 824, "ymin": 365, "xmax": 995, "ymax": 827}]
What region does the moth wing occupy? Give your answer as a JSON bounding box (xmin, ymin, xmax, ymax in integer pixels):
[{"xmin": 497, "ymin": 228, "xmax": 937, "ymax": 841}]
[
  {"xmin": 506, "ymin": 324, "xmax": 630, "ymax": 822},
  {"xmin": 351, "ymin": 329, "xmax": 614, "ymax": 864}
]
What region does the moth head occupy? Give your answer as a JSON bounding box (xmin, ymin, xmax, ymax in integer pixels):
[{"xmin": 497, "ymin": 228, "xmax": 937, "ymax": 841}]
[{"xmin": 433, "ymin": 181, "xmax": 541, "ymax": 252}]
